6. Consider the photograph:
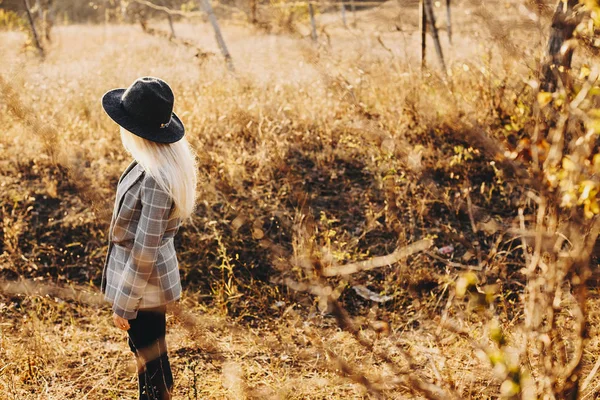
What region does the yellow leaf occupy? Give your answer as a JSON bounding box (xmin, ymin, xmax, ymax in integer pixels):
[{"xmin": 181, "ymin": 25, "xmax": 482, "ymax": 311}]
[
  {"xmin": 488, "ymin": 349, "xmax": 504, "ymax": 367},
  {"xmin": 591, "ymin": 199, "xmax": 600, "ymax": 215},
  {"xmin": 456, "ymin": 272, "xmax": 478, "ymax": 298},
  {"xmin": 561, "ymin": 192, "xmax": 576, "ymax": 208},
  {"xmin": 579, "ymin": 180, "xmax": 597, "ymax": 201},
  {"xmin": 490, "ymin": 321, "xmax": 505, "ymax": 345},
  {"xmin": 594, "ymin": 154, "xmax": 600, "ymax": 172},
  {"xmin": 584, "ymin": 202, "xmax": 595, "ymax": 219},
  {"xmin": 562, "ymin": 156, "xmax": 578, "ymax": 171},
  {"xmin": 588, "ymin": 119, "xmax": 600, "ymax": 134},
  {"xmin": 500, "ymin": 380, "xmax": 520, "ymax": 397},
  {"xmin": 580, "ymin": 64, "xmax": 591, "ymax": 80},
  {"xmin": 537, "ymin": 91, "xmax": 553, "ymax": 108}
]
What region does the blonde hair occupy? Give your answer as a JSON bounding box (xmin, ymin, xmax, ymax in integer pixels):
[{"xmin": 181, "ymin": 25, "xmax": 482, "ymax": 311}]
[{"xmin": 120, "ymin": 127, "xmax": 198, "ymax": 220}]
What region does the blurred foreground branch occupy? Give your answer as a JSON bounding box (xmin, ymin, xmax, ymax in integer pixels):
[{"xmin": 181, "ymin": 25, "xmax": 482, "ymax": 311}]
[
  {"xmin": 0, "ymin": 278, "xmax": 103, "ymax": 305},
  {"xmin": 321, "ymin": 239, "xmax": 433, "ymax": 276}
]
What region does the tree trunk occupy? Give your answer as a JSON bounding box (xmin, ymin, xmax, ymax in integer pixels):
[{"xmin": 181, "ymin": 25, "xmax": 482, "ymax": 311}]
[
  {"xmin": 350, "ymin": 0, "xmax": 356, "ymax": 27},
  {"xmin": 23, "ymin": 0, "xmax": 44, "ymax": 58},
  {"xmin": 540, "ymin": 0, "xmax": 579, "ymax": 92},
  {"xmin": 167, "ymin": 13, "xmax": 176, "ymax": 39},
  {"xmin": 446, "ymin": 0, "xmax": 452, "ymax": 44},
  {"xmin": 198, "ymin": 0, "xmax": 235, "ymax": 72},
  {"xmin": 341, "ymin": 2, "xmax": 347, "ymax": 29},
  {"xmin": 45, "ymin": 0, "xmax": 54, "ymax": 42},
  {"xmin": 157, "ymin": 0, "xmax": 176, "ymax": 39},
  {"xmin": 250, "ymin": 0, "xmax": 257, "ymax": 24},
  {"xmin": 308, "ymin": 3, "xmax": 318, "ymax": 43},
  {"xmin": 419, "ymin": 0, "xmax": 426, "ymax": 69},
  {"xmin": 424, "ymin": 0, "xmax": 446, "ymax": 72},
  {"xmin": 35, "ymin": 0, "xmax": 44, "ymax": 40}
]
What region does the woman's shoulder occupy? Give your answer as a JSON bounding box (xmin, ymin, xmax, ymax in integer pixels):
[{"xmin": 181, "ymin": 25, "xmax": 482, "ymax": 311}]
[{"xmin": 140, "ymin": 171, "xmax": 173, "ymax": 202}]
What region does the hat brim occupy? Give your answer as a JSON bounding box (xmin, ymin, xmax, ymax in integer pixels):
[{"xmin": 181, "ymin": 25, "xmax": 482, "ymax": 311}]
[{"xmin": 101, "ymin": 88, "xmax": 185, "ymax": 144}]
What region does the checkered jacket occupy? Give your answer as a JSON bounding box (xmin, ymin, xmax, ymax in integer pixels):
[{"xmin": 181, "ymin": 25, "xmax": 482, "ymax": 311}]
[{"xmin": 101, "ymin": 160, "xmax": 182, "ymax": 319}]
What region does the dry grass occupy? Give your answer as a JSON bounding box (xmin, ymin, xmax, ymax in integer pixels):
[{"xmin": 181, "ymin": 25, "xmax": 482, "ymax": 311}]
[{"xmin": 2, "ymin": 1, "xmax": 600, "ymax": 399}]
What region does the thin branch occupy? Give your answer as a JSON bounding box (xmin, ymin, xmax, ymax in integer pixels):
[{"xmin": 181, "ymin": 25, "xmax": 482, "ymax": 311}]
[
  {"xmin": 131, "ymin": 0, "xmax": 205, "ymax": 17},
  {"xmin": 321, "ymin": 239, "xmax": 433, "ymax": 277}
]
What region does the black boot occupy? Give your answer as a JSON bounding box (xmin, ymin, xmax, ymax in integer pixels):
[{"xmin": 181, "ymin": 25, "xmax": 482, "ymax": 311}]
[
  {"xmin": 127, "ymin": 307, "xmax": 172, "ymax": 400},
  {"xmin": 139, "ymin": 354, "xmax": 173, "ymax": 400},
  {"xmin": 138, "ymin": 371, "xmax": 155, "ymax": 400}
]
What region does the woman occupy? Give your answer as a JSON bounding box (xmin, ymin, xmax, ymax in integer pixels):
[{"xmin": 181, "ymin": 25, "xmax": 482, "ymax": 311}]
[{"xmin": 100, "ymin": 77, "xmax": 197, "ymax": 400}]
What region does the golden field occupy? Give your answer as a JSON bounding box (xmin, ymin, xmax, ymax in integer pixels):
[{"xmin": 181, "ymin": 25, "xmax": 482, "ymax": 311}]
[{"xmin": 2, "ymin": 1, "xmax": 600, "ymax": 399}]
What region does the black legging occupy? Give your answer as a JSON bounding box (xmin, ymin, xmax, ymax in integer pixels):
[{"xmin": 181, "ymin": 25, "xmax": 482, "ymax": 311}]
[{"xmin": 127, "ymin": 306, "xmax": 173, "ymax": 400}]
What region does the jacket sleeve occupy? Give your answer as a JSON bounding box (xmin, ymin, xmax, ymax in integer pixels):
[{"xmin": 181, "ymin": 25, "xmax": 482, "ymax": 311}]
[{"xmin": 112, "ymin": 175, "xmax": 173, "ymax": 319}]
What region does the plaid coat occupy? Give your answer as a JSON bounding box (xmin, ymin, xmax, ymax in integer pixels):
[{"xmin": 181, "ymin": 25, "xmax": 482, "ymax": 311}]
[{"xmin": 101, "ymin": 160, "xmax": 182, "ymax": 319}]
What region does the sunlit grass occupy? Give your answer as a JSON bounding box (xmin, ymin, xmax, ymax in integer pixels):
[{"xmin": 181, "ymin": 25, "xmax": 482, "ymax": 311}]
[{"xmin": 2, "ymin": 2, "xmax": 600, "ymax": 398}]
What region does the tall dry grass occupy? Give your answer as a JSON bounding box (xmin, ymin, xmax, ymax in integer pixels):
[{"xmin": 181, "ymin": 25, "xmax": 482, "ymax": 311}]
[{"xmin": 1, "ymin": 1, "xmax": 600, "ymax": 398}]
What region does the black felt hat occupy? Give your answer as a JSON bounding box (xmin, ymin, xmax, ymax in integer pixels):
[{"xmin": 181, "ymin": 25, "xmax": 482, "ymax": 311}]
[{"xmin": 101, "ymin": 77, "xmax": 185, "ymax": 144}]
